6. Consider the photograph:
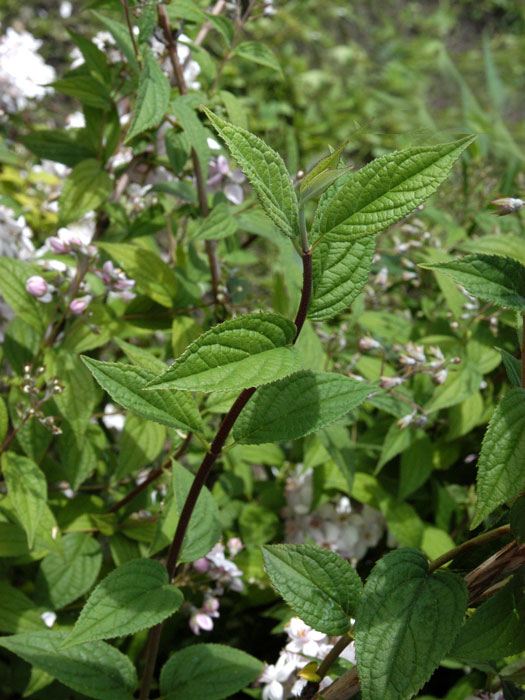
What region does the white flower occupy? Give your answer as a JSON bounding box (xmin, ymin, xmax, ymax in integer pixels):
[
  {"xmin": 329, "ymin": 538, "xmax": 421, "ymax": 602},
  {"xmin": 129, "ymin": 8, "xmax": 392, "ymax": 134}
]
[
  {"xmin": 358, "ymin": 336, "xmax": 381, "ymax": 351},
  {"xmin": 379, "ymin": 376, "xmax": 404, "ymax": 389},
  {"xmin": 0, "ymin": 27, "xmax": 56, "ymax": 112},
  {"xmin": 102, "ymin": 403, "xmax": 125, "ymax": 431},
  {"xmin": 59, "ymin": 1, "xmax": 73, "ymax": 18},
  {"xmin": 397, "ymin": 412, "xmax": 416, "ymax": 429},
  {"xmin": 285, "ymin": 617, "xmax": 327, "ymax": 657},
  {"xmin": 260, "ymin": 653, "xmax": 297, "ymax": 700},
  {"xmin": 0, "ymin": 205, "xmax": 34, "ymax": 259},
  {"xmin": 41, "ymin": 611, "xmax": 57, "ymax": 628},
  {"xmin": 65, "ymin": 110, "xmax": 85, "ymax": 129}
]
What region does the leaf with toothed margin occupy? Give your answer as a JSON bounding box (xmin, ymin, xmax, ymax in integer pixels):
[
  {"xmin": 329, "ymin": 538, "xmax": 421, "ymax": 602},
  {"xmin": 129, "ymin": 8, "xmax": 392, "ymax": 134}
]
[
  {"xmin": 233, "ymin": 370, "xmax": 374, "ymax": 444},
  {"xmin": 471, "ymin": 388, "xmax": 525, "ymax": 528},
  {"xmin": 81, "ymin": 356, "xmax": 203, "ymax": 433},
  {"xmin": 309, "ymin": 137, "xmax": 474, "ymax": 320},
  {"xmin": 63, "ymin": 559, "xmax": 183, "ymax": 647},
  {"xmin": 204, "ymin": 108, "xmax": 299, "ymax": 239},
  {"xmin": 262, "ymin": 544, "xmax": 362, "ymax": 635},
  {"xmin": 146, "ymin": 312, "xmax": 301, "ymax": 393},
  {"xmin": 0, "ymin": 631, "xmax": 137, "ymax": 700},
  {"xmin": 355, "ymin": 548, "xmax": 467, "ymax": 700}
]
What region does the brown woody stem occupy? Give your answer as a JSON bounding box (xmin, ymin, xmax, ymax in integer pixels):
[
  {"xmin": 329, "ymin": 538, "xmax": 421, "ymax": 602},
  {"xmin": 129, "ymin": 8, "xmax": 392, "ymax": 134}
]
[{"xmin": 428, "ymin": 524, "xmax": 511, "ymax": 573}]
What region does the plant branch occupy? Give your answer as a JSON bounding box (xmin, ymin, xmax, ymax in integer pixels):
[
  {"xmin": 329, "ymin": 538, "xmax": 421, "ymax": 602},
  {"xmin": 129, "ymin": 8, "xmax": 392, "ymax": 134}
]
[
  {"xmin": 300, "ymin": 634, "xmax": 353, "ymax": 699},
  {"xmin": 157, "ymin": 4, "xmax": 221, "ymax": 311},
  {"xmin": 521, "ymin": 313, "xmax": 525, "ymax": 388},
  {"xmin": 428, "ymin": 524, "xmax": 511, "ymax": 573},
  {"xmin": 119, "ymin": 0, "xmax": 139, "ymax": 59},
  {"xmin": 138, "ymin": 242, "xmax": 313, "ymax": 699}
]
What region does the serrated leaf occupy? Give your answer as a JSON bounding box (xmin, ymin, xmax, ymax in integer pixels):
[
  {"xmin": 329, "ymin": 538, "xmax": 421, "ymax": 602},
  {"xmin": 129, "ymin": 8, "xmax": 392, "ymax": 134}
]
[
  {"xmin": 310, "ymin": 137, "xmax": 473, "ymax": 320},
  {"xmin": 147, "ymin": 312, "xmax": 301, "ymax": 393},
  {"xmin": 2, "ymin": 452, "xmax": 47, "ymax": 549},
  {"xmin": 421, "ymin": 255, "xmax": 525, "ymax": 311},
  {"xmin": 0, "ymin": 257, "xmax": 47, "ymax": 331},
  {"xmin": 172, "ymin": 96, "xmax": 211, "ymax": 181},
  {"xmin": 355, "ymin": 548, "xmax": 467, "ymax": 700},
  {"xmin": 233, "ymin": 370, "xmax": 373, "ymax": 444},
  {"xmin": 22, "ymin": 129, "xmax": 97, "ymax": 167},
  {"xmin": 451, "ymin": 577, "xmax": 525, "ymax": 662},
  {"xmin": 117, "ymin": 414, "xmax": 166, "ymax": 479},
  {"xmin": 37, "ymin": 533, "xmax": 103, "ymax": 610},
  {"xmin": 125, "ymin": 47, "xmax": 171, "ymax": 143},
  {"xmin": 51, "ymin": 75, "xmax": 113, "ymax": 110},
  {"xmin": 91, "ymin": 11, "xmax": 139, "ymax": 73},
  {"xmin": 160, "ymin": 643, "xmax": 262, "ymax": 700},
  {"xmin": 0, "ymin": 631, "xmax": 137, "ymax": 700},
  {"xmin": 151, "ymin": 461, "xmax": 221, "ymax": 562},
  {"xmin": 234, "ymin": 41, "xmax": 282, "ymax": 74},
  {"xmin": 498, "ymin": 348, "xmax": 522, "ymax": 387},
  {"xmin": 204, "ymin": 108, "xmax": 299, "ymax": 239},
  {"xmin": 82, "ymin": 356, "xmax": 202, "ymax": 433},
  {"xmin": 99, "ymin": 242, "xmax": 178, "ymax": 307},
  {"xmin": 64, "ymin": 559, "xmax": 183, "ymax": 647},
  {"xmin": 471, "ymin": 388, "xmax": 525, "ymax": 528},
  {"xmin": 300, "ymin": 143, "xmax": 347, "ymax": 194},
  {"xmin": 263, "ymin": 544, "xmax": 361, "ymax": 634},
  {"xmin": 59, "ymin": 159, "xmax": 112, "ymax": 225},
  {"xmin": 310, "ymin": 235, "xmax": 376, "ymax": 320},
  {"xmin": 0, "ymin": 581, "xmax": 46, "ymax": 634}
]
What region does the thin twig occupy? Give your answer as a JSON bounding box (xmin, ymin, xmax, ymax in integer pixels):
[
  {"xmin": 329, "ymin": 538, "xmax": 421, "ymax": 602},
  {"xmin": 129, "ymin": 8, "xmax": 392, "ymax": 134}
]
[
  {"xmin": 428, "ymin": 524, "xmax": 511, "ymax": 573},
  {"xmin": 119, "ymin": 0, "xmax": 139, "ymax": 58}
]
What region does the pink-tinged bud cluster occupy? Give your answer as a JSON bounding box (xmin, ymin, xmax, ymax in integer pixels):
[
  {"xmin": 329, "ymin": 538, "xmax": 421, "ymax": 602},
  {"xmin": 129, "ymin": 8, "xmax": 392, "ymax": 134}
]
[
  {"xmin": 47, "ymin": 225, "xmax": 96, "ymax": 257},
  {"xmin": 69, "ymin": 295, "xmax": 92, "ymax": 315},
  {"xmin": 96, "ymin": 261, "xmax": 136, "ymax": 301},
  {"xmin": 26, "ymin": 275, "xmax": 53, "ymax": 303},
  {"xmin": 188, "ymin": 596, "xmax": 220, "ymax": 635}
]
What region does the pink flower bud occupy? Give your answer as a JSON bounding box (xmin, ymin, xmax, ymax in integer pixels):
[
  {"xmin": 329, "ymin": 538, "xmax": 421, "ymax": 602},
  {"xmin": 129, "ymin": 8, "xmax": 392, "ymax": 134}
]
[
  {"xmin": 193, "ymin": 558, "xmax": 210, "ymax": 574},
  {"xmin": 491, "ymin": 197, "xmax": 524, "ymax": 216},
  {"xmin": 26, "ymin": 275, "xmax": 48, "ymax": 298},
  {"xmin": 48, "ymin": 236, "xmax": 69, "ymax": 254},
  {"xmin": 69, "ymin": 295, "xmax": 91, "ymax": 315}
]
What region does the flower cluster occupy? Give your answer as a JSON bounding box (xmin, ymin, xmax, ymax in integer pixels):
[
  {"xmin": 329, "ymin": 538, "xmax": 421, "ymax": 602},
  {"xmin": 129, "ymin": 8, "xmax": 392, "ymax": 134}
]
[
  {"xmin": 259, "ymin": 617, "xmax": 356, "ymax": 700},
  {"xmin": 188, "ymin": 539, "xmax": 244, "ymax": 634},
  {"xmin": 283, "ymin": 468, "xmax": 384, "ymax": 562},
  {"xmin": 15, "ymin": 364, "xmax": 64, "ymax": 435},
  {"xmin": 0, "ymin": 26, "xmax": 55, "ymax": 114},
  {"xmin": 207, "ymin": 139, "xmax": 246, "ymax": 205},
  {"xmin": 0, "ymin": 205, "xmax": 34, "ymax": 260}
]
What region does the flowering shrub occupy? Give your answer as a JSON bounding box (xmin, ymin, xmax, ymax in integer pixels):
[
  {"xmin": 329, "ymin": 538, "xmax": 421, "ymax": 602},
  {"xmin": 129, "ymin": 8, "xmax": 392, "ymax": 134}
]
[{"xmin": 0, "ymin": 2, "xmax": 524, "ymax": 700}]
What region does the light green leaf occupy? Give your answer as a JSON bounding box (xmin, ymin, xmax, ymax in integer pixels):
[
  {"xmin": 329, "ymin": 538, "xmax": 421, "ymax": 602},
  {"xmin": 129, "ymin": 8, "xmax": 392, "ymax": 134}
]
[
  {"xmin": 262, "ymin": 544, "xmax": 362, "ymax": 634},
  {"xmin": 421, "ymin": 254, "xmax": 525, "ymax": 311},
  {"xmin": 99, "ymin": 242, "xmax": 177, "ymax": 308},
  {"xmin": 310, "ymin": 234, "xmax": 376, "ymax": 320},
  {"xmin": 2, "ymin": 452, "xmax": 47, "ymax": 549},
  {"xmin": 147, "ymin": 312, "xmax": 301, "ymax": 393},
  {"xmin": 355, "ymin": 548, "xmax": 467, "ymax": 700},
  {"xmin": 0, "ymin": 631, "xmax": 137, "ymax": 700},
  {"xmin": 234, "ymin": 41, "xmax": 282, "ymax": 74},
  {"xmin": 51, "ymin": 76, "xmax": 113, "ymax": 110},
  {"xmin": 300, "ymin": 143, "xmax": 347, "ymax": 195},
  {"xmin": 189, "ymin": 202, "xmax": 238, "ymax": 241},
  {"xmin": 172, "ymin": 96, "xmax": 211, "ymax": 181},
  {"xmin": 460, "ymin": 234, "xmax": 525, "ymax": 266},
  {"xmin": 160, "ymin": 644, "xmax": 263, "ymax": 700},
  {"xmin": 82, "ymin": 356, "xmax": 203, "ymax": 433},
  {"xmin": 425, "ymin": 362, "xmax": 482, "ymax": 414},
  {"xmin": 471, "ymin": 388, "xmax": 525, "ymax": 528},
  {"xmin": 125, "ymin": 47, "xmax": 171, "ymax": 143},
  {"xmin": 0, "ymin": 257, "xmax": 47, "ymax": 331},
  {"xmin": 451, "ymin": 576, "xmax": 525, "ymax": 662},
  {"xmin": 151, "ymin": 461, "xmax": 221, "ymax": 562},
  {"xmin": 92, "ymin": 11, "xmax": 140, "ymax": 72},
  {"xmin": 204, "ymin": 108, "xmax": 299, "ymax": 239},
  {"xmin": 310, "ymin": 137, "xmax": 473, "ymax": 321},
  {"xmin": 37, "ymin": 533, "xmax": 102, "ymax": 609},
  {"xmin": 233, "ymin": 370, "xmax": 373, "ymax": 444},
  {"xmin": 64, "ymin": 559, "xmax": 183, "ymax": 647},
  {"xmin": 59, "ymin": 159, "xmax": 112, "ymax": 225},
  {"xmin": 117, "ymin": 414, "xmax": 166, "ymax": 479}
]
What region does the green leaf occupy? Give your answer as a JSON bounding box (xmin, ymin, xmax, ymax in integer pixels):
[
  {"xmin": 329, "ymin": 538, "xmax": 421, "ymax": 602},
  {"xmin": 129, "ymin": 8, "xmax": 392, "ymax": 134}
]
[
  {"xmin": 98, "ymin": 242, "xmax": 177, "ymax": 307},
  {"xmin": 421, "ymin": 255, "xmax": 525, "ymax": 312},
  {"xmin": 313, "ymin": 137, "xmax": 473, "ymax": 244},
  {"xmin": 451, "ymin": 576, "xmax": 525, "ymax": 662},
  {"xmin": 0, "ymin": 631, "xmax": 137, "ymax": 700},
  {"xmin": 91, "ymin": 11, "xmax": 140, "ymax": 73},
  {"xmin": 51, "ymin": 75, "xmax": 113, "ymax": 110},
  {"xmin": 59, "ymin": 159, "xmax": 112, "ymax": 225},
  {"xmin": 312, "ymin": 235, "xmax": 376, "ymax": 321},
  {"xmin": 147, "ymin": 312, "xmax": 300, "ymax": 393},
  {"xmin": 0, "ymin": 581, "xmax": 46, "ymax": 633},
  {"xmin": 189, "ymin": 202, "xmax": 238, "ymax": 241},
  {"xmin": 234, "ymin": 41, "xmax": 282, "ymax": 74},
  {"xmin": 2, "ymin": 452, "xmax": 47, "ymax": 549},
  {"xmin": 22, "ymin": 129, "xmax": 97, "ymax": 167},
  {"xmin": 117, "ymin": 414, "xmax": 166, "ymax": 479},
  {"xmin": 471, "ymin": 388, "xmax": 525, "ymax": 528},
  {"xmin": 498, "ymin": 347, "xmax": 522, "ymax": 387},
  {"xmin": 125, "ymin": 47, "xmax": 171, "ymax": 143},
  {"xmin": 204, "ymin": 108, "xmax": 299, "ymax": 239},
  {"xmin": 172, "ymin": 96, "xmax": 211, "ymax": 181},
  {"xmin": 0, "ymin": 257, "xmax": 47, "ymax": 331},
  {"xmin": 310, "ymin": 137, "xmax": 473, "ymax": 320},
  {"xmin": 0, "ymin": 396, "xmax": 7, "ymax": 446},
  {"xmin": 425, "ymin": 362, "xmax": 482, "ymax": 414},
  {"xmin": 510, "ymin": 495, "xmax": 525, "ymax": 544},
  {"xmin": 160, "ymin": 644, "xmax": 262, "ymax": 700},
  {"xmin": 233, "ymin": 370, "xmax": 373, "ymax": 444},
  {"xmin": 64, "ymin": 559, "xmax": 183, "ymax": 647},
  {"xmin": 355, "ymin": 548, "xmax": 467, "ymax": 700},
  {"xmin": 37, "ymin": 533, "xmax": 102, "ymax": 609},
  {"xmin": 81, "ymin": 356, "xmax": 203, "ymax": 433},
  {"xmin": 262, "ymin": 544, "xmax": 362, "ymax": 634},
  {"xmin": 151, "ymin": 461, "xmax": 221, "ymax": 562}
]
